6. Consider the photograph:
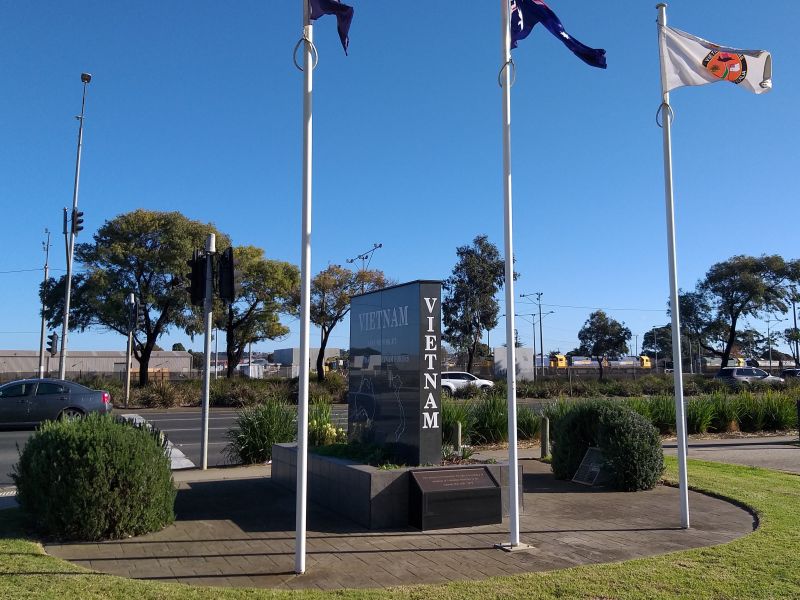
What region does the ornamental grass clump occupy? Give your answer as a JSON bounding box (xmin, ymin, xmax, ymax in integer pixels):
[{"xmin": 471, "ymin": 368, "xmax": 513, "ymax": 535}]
[
  {"xmin": 471, "ymin": 392, "xmax": 508, "ymax": 444},
  {"xmin": 224, "ymin": 398, "xmax": 295, "ymax": 463},
  {"xmin": 12, "ymin": 414, "xmax": 175, "ymax": 541},
  {"xmin": 441, "ymin": 396, "xmax": 476, "ymax": 445},
  {"xmin": 308, "ymin": 400, "xmax": 346, "ymax": 446}
]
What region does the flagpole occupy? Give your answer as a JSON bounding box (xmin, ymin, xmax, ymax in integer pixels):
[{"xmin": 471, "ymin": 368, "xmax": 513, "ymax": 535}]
[
  {"xmin": 499, "ymin": 0, "xmax": 521, "ymax": 550},
  {"xmin": 295, "ymin": 0, "xmax": 313, "ymax": 574},
  {"xmin": 656, "ymin": 2, "xmax": 689, "ymax": 529}
]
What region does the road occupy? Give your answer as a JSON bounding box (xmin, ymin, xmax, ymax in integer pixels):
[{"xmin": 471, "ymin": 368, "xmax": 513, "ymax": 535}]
[{"xmin": 0, "ymin": 405, "xmax": 350, "ymax": 487}]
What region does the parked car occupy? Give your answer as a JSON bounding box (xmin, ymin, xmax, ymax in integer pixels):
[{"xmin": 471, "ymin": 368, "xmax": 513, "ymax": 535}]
[
  {"xmin": 0, "ymin": 378, "xmax": 112, "ymax": 426},
  {"xmin": 780, "ymin": 368, "xmax": 800, "ymax": 379},
  {"xmin": 713, "ymin": 367, "xmax": 784, "ymax": 386},
  {"xmin": 440, "ymin": 371, "xmax": 494, "ymax": 396}
]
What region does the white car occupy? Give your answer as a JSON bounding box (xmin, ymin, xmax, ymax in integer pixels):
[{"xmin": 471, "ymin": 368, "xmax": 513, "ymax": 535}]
[{"xmin": 440, "ymin": 371, "xmax": 494, "ymax": 396}]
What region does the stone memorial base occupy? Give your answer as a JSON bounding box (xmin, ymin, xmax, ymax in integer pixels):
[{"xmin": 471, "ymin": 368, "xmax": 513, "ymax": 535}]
[{"xmin": 271, "ymin": 443, "xmax": 523, "ymax": 530}]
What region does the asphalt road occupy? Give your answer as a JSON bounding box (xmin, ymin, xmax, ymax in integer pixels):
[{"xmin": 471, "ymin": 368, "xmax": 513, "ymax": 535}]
[{"xmin": 0, "ymin": 405, "xmax": 350, "ymax": 487}]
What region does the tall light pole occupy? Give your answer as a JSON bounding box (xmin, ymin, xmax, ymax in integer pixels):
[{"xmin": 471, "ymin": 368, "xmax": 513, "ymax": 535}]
[
  {"xmin": 38, "ymin": 229, "xmax": 51, "ymax": 377},
  {"xmin": 791, "ymin": 286, "xmax": 799, "ymax": 364},
  {"xmin": 346, "ymin": 242, "xmax": 382, "ymax": 295},
  {"xmin": 520, "ymin": 292, "xmax": 545, "ymax": 376},
  {"xmin": 124, "ymin": 292, "xmax": 135, "ymax": 408},
  {"xmin": 764, "ymin": 315, "xmax": 785, "ymax": 373},
  {"xmin": 59, "ymin": 72, "xmax": 92, "ymax": 379}
]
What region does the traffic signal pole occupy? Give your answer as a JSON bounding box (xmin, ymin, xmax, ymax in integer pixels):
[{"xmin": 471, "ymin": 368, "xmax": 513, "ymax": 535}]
[
  {"xmin": 38, "ymin": 230, "xmax": 51, "ymax": 377},
  {"xmin": 125, "ymin": 292, "xmax": 135, "ymax": 409},
  {"xmin": 200, "ymin": 234, "xmax": 215, "ymax": 470},
  {"xmin": 59, "ymin": 74, "xmax": 91, "ymax": 380}
]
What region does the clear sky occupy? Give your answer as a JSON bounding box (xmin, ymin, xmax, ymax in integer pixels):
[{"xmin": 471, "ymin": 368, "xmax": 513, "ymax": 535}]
[{"xmin": 2, "ymin": 1, "xmax": 798, "ymax": 359}]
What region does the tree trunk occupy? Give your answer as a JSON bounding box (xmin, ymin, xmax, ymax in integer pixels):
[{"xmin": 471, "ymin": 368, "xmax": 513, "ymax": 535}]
[
  {"xmin": 596, "ymin": 356, "xmax": 604, "ymax": 381},
  {"xmin": 316, "ymin": 328, "xmax": 331, "ymax": 382},
  {"xmin": 466, "ymin": 337, "xmax": 478, "ymax": 374},
  {"xmin": 718, "ymin": 315, "xmax": 740, "ymax": 373},
  {"xmin": 138, "ymin": 345, "xmax": 153, "ymax": 386}
]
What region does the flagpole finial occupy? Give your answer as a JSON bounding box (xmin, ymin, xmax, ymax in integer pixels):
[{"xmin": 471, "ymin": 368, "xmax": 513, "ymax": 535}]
[{"xmin": 656, "ymin": 3, "xmax": 667, "ymax": 9}]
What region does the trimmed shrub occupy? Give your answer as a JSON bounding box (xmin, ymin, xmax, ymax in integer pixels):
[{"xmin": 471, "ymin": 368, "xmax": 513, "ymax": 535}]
[
  {"xmin": 472, "ymin": 392, "xmax": 508, "ymax": 444},
  {"xmin": 550, "ymin": 400, "xmax": 605, "ymax": 480},
  {"xmin": 321, "ymin": 371, "xmax": 348, "ymax": 403},
  {"xmin": 550, "ymin": 400, "xmax": 663, "ymax": 491},
  {"xmin": 595, "ymin": 404, "xmax": 664, "ymax": 491},
  {"xmin": 224, "ymin": 399, "xmax": 295, "ymax": 463},
  {"xmin": 12, "ymin": 414, "xmax": 175, "ymax": 541}
]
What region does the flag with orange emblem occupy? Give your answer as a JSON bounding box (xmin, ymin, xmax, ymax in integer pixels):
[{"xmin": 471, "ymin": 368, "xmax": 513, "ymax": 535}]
[{"xmin": 660, "ymin": 25, "xmax": 771, "ymax": 94}]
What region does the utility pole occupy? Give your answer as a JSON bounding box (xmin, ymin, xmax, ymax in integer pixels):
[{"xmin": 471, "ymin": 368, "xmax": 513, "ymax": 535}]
[
  {"xmin": 536, "ymin": 292, "xmax": 544, "ymax": 378},
  {"xmin": 59, "ymin": 73, "xmax": 91, "ymax": 380},
  {"xmin": 653, "ymin": 328, "xmax": 658, "ymax": 374},
  {"xmin": 791, "ymin": 286, "xmax": 799, "ymax": 364},
  {"xmin": 38, "ymin": 230, "xmax": 51, "ymax": 377},
  {"xmin": 124, "ymin": 292, "xmax": 135, "ymax": 408},
  {"xmin": 200, "ymin": 234, "xmax": 215, "ymax": 470},
  {"xmin": 764, "ymin": 315, "xmax": 785, "ymax": 373},
  {"xmin": 346, "ymin": 242, "xmax": 382, "ymax": 294}
]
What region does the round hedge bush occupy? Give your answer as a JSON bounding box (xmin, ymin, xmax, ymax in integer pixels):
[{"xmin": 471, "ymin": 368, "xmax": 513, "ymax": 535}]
[
  {"xmin": 12, "ymin": 414, "xmax": 176, "ymax": 540},
  {"xmin": 550, "ymin": 400, "xmax": 663, "ymax": 491}
]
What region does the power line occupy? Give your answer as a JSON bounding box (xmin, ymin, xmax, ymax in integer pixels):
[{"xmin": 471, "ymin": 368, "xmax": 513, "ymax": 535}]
[
  {"xmin": 517, "ymin": 299, "xmax": 666, "ymax": 313},
  {"xmin": 0, "ymin": 267, "xmax": 66, "ymax": 274}
]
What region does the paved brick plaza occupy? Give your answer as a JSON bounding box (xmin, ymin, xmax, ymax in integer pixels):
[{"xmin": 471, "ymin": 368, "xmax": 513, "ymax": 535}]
[{"xmin": 45, "ymin": 460, "xmax": 755, "ymax": 590}]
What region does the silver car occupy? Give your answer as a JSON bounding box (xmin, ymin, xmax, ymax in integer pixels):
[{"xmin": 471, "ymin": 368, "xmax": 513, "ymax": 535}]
[
  {"xmin": 713, "ymin": 367, "xmax": 784, "ymax": 386},
  {"xmin": 441, "ymin": 371, "xmax": 495, "ymax": 396},
  {"xmin": 0, "ymin": 378, "xmax": 112, "ymax": 426}
]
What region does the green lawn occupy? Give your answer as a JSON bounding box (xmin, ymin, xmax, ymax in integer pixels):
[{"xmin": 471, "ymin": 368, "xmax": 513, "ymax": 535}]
[{"xmin": 1, "ymin": 457, "xmax": 799, "ymax": 599}]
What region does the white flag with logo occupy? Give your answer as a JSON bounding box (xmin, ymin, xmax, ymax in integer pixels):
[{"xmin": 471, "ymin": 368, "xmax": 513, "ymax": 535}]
[{"xmin": 659, "ymin": 25, "xmax": 772, "ymax": 94}]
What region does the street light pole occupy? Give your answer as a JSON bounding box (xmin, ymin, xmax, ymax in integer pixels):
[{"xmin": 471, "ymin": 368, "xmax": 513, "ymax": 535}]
[
  {"xmin": 59, "ymin": 73, "xmax": 91, "ymax": 380},
  {"xmin": 38, "ymin": 230, "xmax": 51, "ymax": 377},
  {"xmin": 791, "ymin": 286, "xmax": 799, "ymax": 364},
  {"xmin": 765, "ymin": 315, "xmax": 785, "ymax": 373}
]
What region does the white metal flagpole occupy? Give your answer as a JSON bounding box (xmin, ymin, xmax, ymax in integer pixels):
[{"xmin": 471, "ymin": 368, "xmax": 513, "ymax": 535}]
[
  {"xmin": 656, "ymin": 2, "xmax": 690, "ymax": 529},
  {"xmin": 295, "ymin": 0, "xmax": 314, "ymax": 575},
  {"xmin": 498, "ymin": 0, "xmax": 521, "ymax": 550}
]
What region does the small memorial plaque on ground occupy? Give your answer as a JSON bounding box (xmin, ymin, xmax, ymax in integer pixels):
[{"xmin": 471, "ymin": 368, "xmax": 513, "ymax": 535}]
[
  {"xmin": 572, "ymin": 447, "xmax": 611, "ymax": 486},
  {"xmin": 409, "ymin": 466, "xmax": 501, "ymax": 530}
]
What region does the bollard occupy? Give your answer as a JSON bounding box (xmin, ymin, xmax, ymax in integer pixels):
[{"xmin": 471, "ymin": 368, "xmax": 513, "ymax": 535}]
[
  {"xmin": 540, "ymin": 416, "xmax": 550, "ymax": 459},
  {"xmin": 456, "ymin": 421, "xmax": 462, "ymax": 453}
]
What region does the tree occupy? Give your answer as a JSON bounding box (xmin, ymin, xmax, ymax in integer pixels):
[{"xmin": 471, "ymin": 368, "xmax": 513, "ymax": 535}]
[
  {"xmin": 641, "ymin": 325, "xmax": 672, "ymax": 365},
  {"xmin": 685, "ymin": 255, "xmax": 796, "ymax": 371},
  {"xmin": 171, "ymin": 343, "xmax": 186, "ymax": 352},
  {"xmin": 220, "ymin": 246, "xmax": 299, "ymax": 377},
  {"xmin": 42, "ymin": 209, "xmax": 228, "ymax": 386},
  {"xmin": 783, "ymin": 328, "xmax": 800, "ymax": 363},
  {"xmin": 442, "ymin": 235, "xmax": 507, "ymax": 373},
  {"xmin": 576, "ymin": 310, "xmax": 631, "ymax": 380},
  {"xmin": 310, "ymin": 264, "xmax": 387, "ymax": 381}
]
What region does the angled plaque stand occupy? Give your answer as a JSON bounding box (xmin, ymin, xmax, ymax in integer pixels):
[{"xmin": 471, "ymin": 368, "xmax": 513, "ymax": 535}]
[{"xmin": 572, "ymin": 447, "xmax": 611, "ymax": 486}]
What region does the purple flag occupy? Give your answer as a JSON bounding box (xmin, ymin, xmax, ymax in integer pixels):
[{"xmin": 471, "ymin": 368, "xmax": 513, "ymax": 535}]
[
  {"xmin": 510, "ymin": 0, "xmax": 606, "ymax": 68},
  {"xmin": 309, "ymin": 0, "xmax": 354, "ymax": 54}
]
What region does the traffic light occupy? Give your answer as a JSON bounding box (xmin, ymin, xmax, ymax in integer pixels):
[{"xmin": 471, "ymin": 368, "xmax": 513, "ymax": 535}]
[
  {"xmin": 218, "ymin": 246, "xmax": 236, "ymax": 302},
  {"xmin": 186, "ymin": 250, "xmax": 205, "ymax": 307},
  {"xmin": 71, "ymin": 209, "xmax": 85, "ymax": 235},
  {"xmin": 136, "ymin": 300, "xmax": 146, "ymax": 328},
  {"xmin": 46, "ymin": 332, "xmax": 59, "ymax": 356}
]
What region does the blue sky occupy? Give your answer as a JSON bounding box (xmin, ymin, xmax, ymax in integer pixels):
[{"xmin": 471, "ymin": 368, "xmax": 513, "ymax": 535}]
[{"xmin": 2, "ymin": 1, "xmax": 798, "ymax": 358}]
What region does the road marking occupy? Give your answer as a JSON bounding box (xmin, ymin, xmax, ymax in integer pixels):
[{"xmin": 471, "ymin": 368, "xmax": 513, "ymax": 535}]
[
  {"xmin": 158, "ymin": 427, "xmax": 230, "ymax": 432},
  {"xmin": 0, "ymin": 489, "xmax": 15, "ymax": 498},
  {"xmin": 120, "ymin": 414, "xmax": 196, "ymax": 470}
]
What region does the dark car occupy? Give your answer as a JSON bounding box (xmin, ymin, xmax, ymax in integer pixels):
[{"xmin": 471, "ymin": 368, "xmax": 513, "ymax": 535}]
[
  {"xmin": 0, "ymin": 378, "xmax": 112, "ymax": 426},
  {"xmin": 780, "ymin": 368, "xmax": 800, "ymax": 379}
]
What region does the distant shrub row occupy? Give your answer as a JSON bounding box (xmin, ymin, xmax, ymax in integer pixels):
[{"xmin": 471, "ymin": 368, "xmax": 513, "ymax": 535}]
[
  {"xmin": 544, "ymin": 389, "xmax": 798, "ymax": 435},
  {"xmin": 75, "ymin": 371, "xmax": 349, "ymax": 409}
]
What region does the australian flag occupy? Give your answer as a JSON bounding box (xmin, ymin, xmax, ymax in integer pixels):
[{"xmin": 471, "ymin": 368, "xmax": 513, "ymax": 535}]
[
  {"xmin": 510, "ymin": 0, "xmax": 606, "ymax": 68},
  {"xmin": 309, "ymin": 0, "xmax": 354, "ymax": 55}
]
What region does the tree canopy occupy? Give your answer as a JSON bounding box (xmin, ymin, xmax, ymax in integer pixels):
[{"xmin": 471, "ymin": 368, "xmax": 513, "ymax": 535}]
[
  {"xmin": 442, "ymin": 235, "xmax": 507, "ymax": 373},
  {"xmin": 310, "ymin": 264, "xmax": 386, "ymax": 381},
  {"xmin": 220, "ymin": 246, "xmax": 298, "ymax": 377},
  {"xmin": 42, "ymin": 209, "xmax": 228, "ymax": 385},
  {"xmin": 576, "ymin": 310, "xmax": 631, "ymax": 379}
]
